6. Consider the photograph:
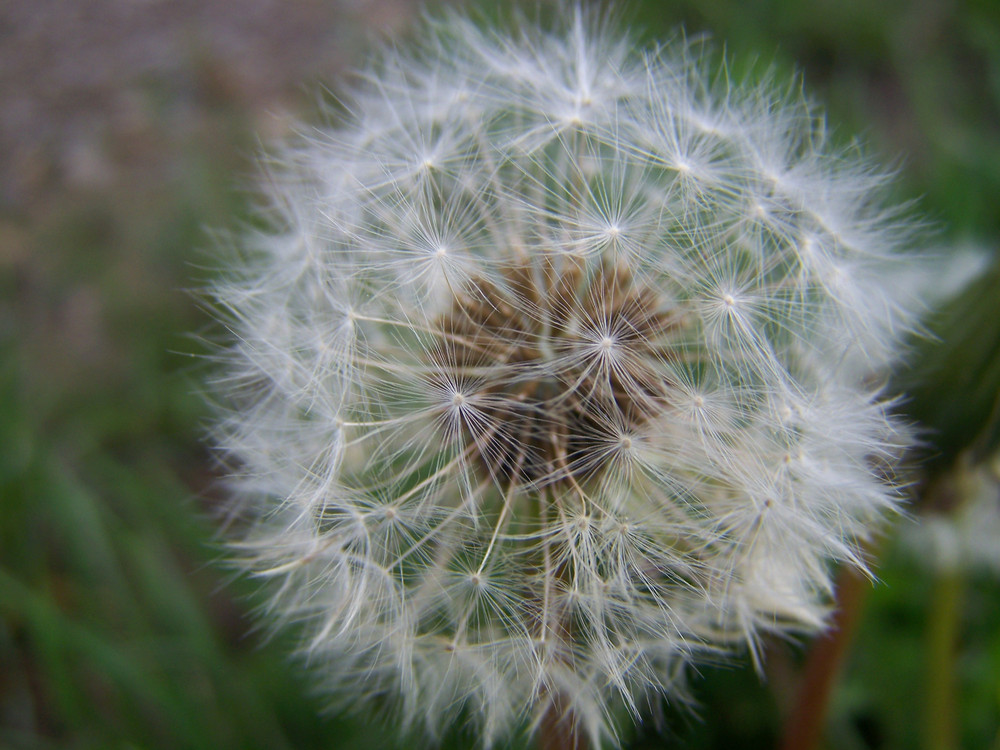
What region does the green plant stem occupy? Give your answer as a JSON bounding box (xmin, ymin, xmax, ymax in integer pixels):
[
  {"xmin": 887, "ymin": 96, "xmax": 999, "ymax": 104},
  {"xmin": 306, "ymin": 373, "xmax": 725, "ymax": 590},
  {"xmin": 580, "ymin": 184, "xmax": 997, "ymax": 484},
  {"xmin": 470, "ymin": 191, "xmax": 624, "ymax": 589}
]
[{"xmin": 925, "ymin": 569, "xmax": 963, "ymax": 750}]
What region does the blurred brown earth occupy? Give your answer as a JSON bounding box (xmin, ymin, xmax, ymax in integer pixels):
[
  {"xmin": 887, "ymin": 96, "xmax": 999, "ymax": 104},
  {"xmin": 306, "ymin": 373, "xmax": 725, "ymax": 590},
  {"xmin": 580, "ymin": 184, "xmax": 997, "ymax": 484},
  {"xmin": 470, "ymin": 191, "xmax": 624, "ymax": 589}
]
[{"xmin": 1, "ymin": 0, "xmax": 415, "ymax": 211}]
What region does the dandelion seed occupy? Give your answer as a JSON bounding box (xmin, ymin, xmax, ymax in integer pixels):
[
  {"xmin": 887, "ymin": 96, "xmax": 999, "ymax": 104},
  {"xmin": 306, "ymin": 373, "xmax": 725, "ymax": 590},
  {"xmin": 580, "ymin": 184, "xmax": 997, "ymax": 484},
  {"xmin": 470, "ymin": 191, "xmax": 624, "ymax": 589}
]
[{"xmin": 209, "ymin": 6, "xmax": 930, "ymax": 748}]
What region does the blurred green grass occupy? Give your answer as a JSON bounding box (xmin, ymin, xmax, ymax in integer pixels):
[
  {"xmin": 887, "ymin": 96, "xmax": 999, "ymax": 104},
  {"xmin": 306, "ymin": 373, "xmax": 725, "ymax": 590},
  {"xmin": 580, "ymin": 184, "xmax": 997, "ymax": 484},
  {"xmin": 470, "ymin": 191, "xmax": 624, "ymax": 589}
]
[{"xmin": 2, "ymin": 1, "xmax": 998, "ymax": 749}]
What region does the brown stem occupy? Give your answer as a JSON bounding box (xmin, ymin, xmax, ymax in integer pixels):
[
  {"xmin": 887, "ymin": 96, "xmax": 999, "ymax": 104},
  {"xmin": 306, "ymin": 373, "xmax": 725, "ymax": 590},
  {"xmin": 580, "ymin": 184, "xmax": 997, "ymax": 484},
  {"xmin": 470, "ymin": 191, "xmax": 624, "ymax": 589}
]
[
  {"xmin": 779, "ymin": 563, "xmax": 873, "ymax": 750},
  {"xmin": 539, "ymin": 697, "xmax": 588, "ymax": 750}
]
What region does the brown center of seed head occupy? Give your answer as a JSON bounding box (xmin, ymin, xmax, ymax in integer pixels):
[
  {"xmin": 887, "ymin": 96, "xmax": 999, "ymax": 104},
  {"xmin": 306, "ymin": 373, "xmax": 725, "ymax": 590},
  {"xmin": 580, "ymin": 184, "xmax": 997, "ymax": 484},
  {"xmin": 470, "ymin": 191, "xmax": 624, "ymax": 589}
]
[{"xmin": 431, "ymin": 255, "xmax": 676, "ymax": 489}]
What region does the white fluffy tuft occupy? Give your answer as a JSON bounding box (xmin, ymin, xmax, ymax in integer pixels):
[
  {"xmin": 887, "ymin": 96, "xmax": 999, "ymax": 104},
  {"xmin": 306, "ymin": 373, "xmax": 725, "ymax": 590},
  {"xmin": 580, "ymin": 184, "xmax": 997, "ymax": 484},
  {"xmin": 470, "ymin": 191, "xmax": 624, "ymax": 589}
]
[{"xmin": 209, "ymin": 7, "xmax": 926, "ymax": 748}]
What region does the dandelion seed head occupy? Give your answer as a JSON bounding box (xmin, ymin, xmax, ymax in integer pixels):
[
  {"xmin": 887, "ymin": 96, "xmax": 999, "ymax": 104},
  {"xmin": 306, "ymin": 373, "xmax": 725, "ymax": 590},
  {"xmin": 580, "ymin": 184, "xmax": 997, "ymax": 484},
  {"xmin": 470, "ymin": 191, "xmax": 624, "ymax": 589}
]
[{"xmin": 210, "ymin": 6, "xmax": 928, "ymax": 747}]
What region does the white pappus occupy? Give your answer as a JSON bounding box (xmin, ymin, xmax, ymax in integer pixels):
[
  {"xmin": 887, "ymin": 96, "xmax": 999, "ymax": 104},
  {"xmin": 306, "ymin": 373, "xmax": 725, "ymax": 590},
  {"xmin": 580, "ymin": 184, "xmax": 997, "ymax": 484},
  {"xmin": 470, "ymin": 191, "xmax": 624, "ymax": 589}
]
[{"xmin": 208, "ymin": 6, "xmax": 930, "ymax": 748}]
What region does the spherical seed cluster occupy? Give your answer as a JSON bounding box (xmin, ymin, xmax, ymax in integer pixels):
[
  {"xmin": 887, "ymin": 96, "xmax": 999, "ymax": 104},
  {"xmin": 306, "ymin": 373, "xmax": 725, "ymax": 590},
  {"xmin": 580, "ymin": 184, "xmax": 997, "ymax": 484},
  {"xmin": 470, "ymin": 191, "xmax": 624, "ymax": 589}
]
[{"xmin": 212, "ymin": 9, "xmax": 922, "ymax": 747}]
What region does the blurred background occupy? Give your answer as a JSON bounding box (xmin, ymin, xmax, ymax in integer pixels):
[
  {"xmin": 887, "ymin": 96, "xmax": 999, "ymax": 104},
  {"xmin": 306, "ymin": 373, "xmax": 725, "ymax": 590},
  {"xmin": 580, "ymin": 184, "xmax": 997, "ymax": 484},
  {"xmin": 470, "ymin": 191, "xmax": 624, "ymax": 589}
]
[{"xmin": 2, "ymin": 1, "xmax": 998, "ymax": 749}]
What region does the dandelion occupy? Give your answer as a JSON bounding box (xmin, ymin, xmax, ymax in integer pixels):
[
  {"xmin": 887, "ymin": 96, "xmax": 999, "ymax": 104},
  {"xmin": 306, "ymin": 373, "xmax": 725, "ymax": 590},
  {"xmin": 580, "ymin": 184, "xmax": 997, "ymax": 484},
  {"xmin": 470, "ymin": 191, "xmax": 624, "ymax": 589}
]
[
  {"xmin": 903, "ymin": 451, "xmax": 1000, "ymax": 575},
  {"xmin": 210, "ymin": 7, "xmax": 926, "ymax": 748}
]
